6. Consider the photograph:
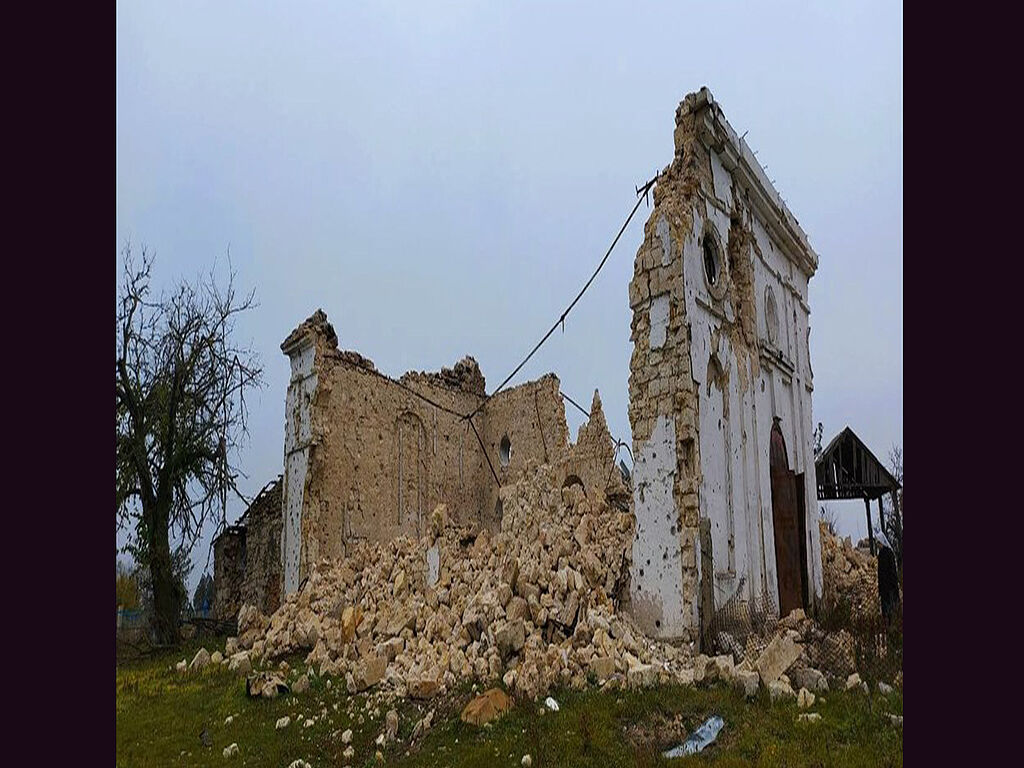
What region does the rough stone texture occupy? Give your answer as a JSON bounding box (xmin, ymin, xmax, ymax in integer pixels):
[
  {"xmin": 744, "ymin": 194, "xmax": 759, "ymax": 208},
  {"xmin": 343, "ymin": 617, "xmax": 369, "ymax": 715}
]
[
  {"xmin": 277, "ymin": 309, "xmax": 625, "ymax": 598},
  {"xmin": 189, "ymin": 647, "xmax": 211, "ymax": 671},
  {"xmin": 213, "ymin": 528, "xmax": 246, "ymax": 621},
  {"xmin": 496, "ymin": 618, "xmax": 526, "ymax": 661},
  {"xmin": 349, "ymin": 655, "xmax": 387, "ymax": 693},
  {"xmin": 790, "ymin": 666, "xmax": 828, "ymax": 693},
  {"xmin": 227, "ymin": 652, "xmax": 252, "ymax": 675},
  {"xmin": 247, "ymin": 671, "xmax": 289, "ymax": 699},
  {"xmin": 461, "ymin": 688, "xmax": 513, "ymax": 726},
  {"xmin": 768, "ymin": 679, "xmax": 795, "ymax": 701},
  {"xmin": 241, "ymin": 478, "xmax": 284, "ymax": 614},
  {"xmin": 733, "ymin": 668, "xmax": 760, "ymax": 698},
  {"xmin": 213, "ymin": 91, "xmax": 825, "ymax": 663},
  {"xmin": 705, "ymin": 654, "xmax": 735, "ymax": 683},
  {"xmin": 627, "ymin": 87, "xmax": 822, "ymax": 643},
  {"xmin": 212, "ymin": 478, "xmax": 284, "ymax": 620},
  {"xmin": 819, "ymin": 520, "xmax": 881, "ymax": 624},
  {"xmin": 385, "ymin": 709, "xmax": 399, "ymax": 739},
  {"xmin": 234, "ymin": 463, "xmax": 695, "ymax": 701},
  {"xmin": 754, "ymin": 633, "xmax": 802, "ymax": 685},
  {"xmin": 590, "ymin": 656, "xmax": 615, "ymax": 681}
]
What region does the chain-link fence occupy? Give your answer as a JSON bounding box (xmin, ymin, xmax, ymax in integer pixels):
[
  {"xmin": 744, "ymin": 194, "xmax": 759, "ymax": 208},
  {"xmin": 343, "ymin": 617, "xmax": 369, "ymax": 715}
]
[
  {"xmin": 704, "ymin": 579, "xmax": 903, "ymax": 687},
  {"xmin": 705, "ymin": 582, "xmax": 779, "ymax": 665}
]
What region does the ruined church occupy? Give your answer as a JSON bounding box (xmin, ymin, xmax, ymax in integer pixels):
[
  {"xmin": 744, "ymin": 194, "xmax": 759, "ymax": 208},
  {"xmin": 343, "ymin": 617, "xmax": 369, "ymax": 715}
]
[{"xmin": 215, "ymin": 87, "xmax": 821, "ymax": 646}]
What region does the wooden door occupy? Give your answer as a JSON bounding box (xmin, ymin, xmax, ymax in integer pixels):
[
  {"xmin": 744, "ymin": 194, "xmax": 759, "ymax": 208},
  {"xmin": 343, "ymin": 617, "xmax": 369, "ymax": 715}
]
[{"xmin": 770, "ymin": 419, "xmax": 806, "ymax": 616}]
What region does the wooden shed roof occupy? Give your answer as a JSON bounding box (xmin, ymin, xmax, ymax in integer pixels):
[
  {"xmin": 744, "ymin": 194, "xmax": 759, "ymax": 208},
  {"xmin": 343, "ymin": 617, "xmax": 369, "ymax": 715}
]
[{"xmin": 814, "ymin": 427, "xmax": 900, "ymax": 501}]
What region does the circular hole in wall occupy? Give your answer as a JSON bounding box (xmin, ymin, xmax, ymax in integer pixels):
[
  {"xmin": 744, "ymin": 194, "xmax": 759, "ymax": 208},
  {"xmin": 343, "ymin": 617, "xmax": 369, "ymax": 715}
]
[{"xmin": 499, "ymin": 435, "xmax": 511, "ymax": 468}]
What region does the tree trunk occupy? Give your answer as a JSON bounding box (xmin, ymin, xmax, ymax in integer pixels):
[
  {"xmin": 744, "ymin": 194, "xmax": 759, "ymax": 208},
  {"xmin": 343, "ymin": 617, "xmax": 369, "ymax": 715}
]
[{"xmin": 148, "ymin": 502, "xmax": 180, "ymax": 645}]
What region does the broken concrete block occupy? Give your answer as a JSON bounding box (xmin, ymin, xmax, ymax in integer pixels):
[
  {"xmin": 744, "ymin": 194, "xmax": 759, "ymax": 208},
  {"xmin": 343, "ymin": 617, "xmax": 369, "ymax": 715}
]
[
  {"xmin": 189, "ymin": 647, "xmax": 211, "ymax": 671},
  {"xmin": 797, "ymin": 687, "xmax": 815, "ymax": 708},
  {"xmin": 227, "ymin": 652, "xmax": 252, "ymax": 675},
  {"xmin": 349, "ymin": 655, "xmax": 386, "ymax": 693},
  {"xmin": 768, "ymin": 679, "xmax": 795, "ymax": 701},
  {"xmin": 733, "ymin": 669, "xmax": 759, "ymax": 699},
  {"xmin": 755, "ymin": 634, "xmax": 802, "ymax": 685},
  {"xmin": 407, "ymin": 668, "xmax": 442, "ymax": 699},
  {"xmin": 496, "ymin": 618, "xmax": 526, "ymax": 660},
  {"xmin": 706, "ymin": 654, "xmax": 734, "ymax": 683},
  {"xmin": 789, "ymin": 666, "xmax": 828, "ymax": 694},
  {"xmin": 590, "ymin": 656, "xmax": 615, "ymax": 681},
  {"xmin": 845, "ymin": 672, "xmax": 868, "ymax": 693},
  {"xmin": 627, "ymin": 663, "xmax": 659, "ymax": 688},
  {"xmin": 461, "ymin": 688, "xmax": 512, "ymax": 726}
]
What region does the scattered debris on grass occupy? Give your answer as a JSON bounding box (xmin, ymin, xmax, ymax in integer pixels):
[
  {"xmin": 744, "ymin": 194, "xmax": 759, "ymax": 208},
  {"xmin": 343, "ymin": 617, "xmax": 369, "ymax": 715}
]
[{"xmin": 663, "ymin": 714, "xmax": 724, "ymax": 758}]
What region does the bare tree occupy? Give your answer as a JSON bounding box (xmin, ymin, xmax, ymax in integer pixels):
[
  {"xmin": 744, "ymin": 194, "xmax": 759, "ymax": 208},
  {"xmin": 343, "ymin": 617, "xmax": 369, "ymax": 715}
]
[
  {"xmin": 812, "ymin": 421, "xmax": 824, "ymax": 460},
  {"xmin": 116, "ymin": 244, "xmax": 263, "ymax": 644},
  {"xmin": 888, "ymin": 445, "xmax": 903, "ymax": 485},
  {"xmin": 883, "ymin": 444, "xmax": 903, "ymax": 571}
]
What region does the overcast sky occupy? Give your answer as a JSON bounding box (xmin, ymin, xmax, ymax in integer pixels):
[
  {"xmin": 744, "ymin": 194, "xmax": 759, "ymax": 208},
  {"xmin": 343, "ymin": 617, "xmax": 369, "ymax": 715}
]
[{"xmin": 116, "ymin": 1, "xmax": 903, "ymax": 591}]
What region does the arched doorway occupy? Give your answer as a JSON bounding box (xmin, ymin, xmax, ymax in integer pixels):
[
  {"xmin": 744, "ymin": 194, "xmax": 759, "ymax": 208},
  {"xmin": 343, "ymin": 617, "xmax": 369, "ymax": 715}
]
[{"xmin": 770, "ymin": 418, "xmax": 807, "ymax": 616}]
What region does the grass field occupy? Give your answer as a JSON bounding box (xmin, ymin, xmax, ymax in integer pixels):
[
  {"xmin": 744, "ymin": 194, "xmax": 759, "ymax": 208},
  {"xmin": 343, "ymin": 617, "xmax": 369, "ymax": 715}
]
[{"xmin": 116, "ymin": 643, "xmax": 902, "ymax": 767}]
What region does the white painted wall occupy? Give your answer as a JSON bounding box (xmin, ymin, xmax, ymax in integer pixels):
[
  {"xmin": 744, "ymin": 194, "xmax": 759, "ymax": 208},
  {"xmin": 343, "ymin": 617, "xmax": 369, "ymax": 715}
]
[
  {"xmin": 630, "ymin": 414, "xmax": 689, "ymax": 636},
  {"xmin": 281, "ymin": 339, "xmax": 317, "ymax": 595},
  {"xmin": 648, "ymin": 293, "xmax": 670, "ymax": 350},
  {"xmin": 683, "ymin": 149, "xmax": 822, "ymax": 615}
]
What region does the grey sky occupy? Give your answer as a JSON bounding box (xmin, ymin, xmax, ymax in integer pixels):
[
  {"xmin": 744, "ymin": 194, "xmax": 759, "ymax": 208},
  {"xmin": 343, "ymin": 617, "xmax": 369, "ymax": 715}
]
[{"xmin": 116, "ymin": 1, "xmax": 903, "ymax": 589}]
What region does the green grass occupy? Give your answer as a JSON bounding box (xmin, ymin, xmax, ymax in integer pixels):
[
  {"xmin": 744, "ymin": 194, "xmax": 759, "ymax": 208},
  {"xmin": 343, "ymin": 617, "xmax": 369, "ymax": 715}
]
[{"xmin": 117, "ymin": 644, "xmax": 902, "ymax": 768}]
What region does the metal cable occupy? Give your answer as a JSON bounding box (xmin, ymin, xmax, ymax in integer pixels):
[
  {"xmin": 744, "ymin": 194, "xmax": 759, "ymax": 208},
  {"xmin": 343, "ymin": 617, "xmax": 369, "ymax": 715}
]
[{"xmin": 464, "ymin": 172, "xmax": 659, "ymax": 421}]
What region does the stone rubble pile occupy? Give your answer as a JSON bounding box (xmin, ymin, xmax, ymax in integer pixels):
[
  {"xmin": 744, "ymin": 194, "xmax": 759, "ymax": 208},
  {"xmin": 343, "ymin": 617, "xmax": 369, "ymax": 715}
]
[
  {"xmin": 818, "ymin": 520, "xmax": 881, "ymax": 624},
  {"xmin": 227, "ymin": 462, "xmax": 697, "ymax": 700}
]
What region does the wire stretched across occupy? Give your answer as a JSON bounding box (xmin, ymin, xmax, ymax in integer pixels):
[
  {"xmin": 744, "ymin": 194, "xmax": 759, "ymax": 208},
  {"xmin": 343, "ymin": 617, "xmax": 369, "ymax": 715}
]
[{"xmin": 464, "ymin": 173, "xmax": 659, "ymax": 422}]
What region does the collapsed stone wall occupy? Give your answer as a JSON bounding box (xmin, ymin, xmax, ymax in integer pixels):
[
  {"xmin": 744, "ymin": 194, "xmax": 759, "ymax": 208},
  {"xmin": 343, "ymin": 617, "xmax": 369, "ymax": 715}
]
[
  {"xmin": 213, "ymin": 529, "xmax": 246, "ymax": 621},
  {"xmin": 232, "ymin": 462, "xmax": 693, "ymax": 701},
  {"xmin": 279, "ymin": 310, "xmax": 625, "ymax": 599},
  {"xmin": 240, "ymin": 478, "xmax": 284, "ymax": 616}
]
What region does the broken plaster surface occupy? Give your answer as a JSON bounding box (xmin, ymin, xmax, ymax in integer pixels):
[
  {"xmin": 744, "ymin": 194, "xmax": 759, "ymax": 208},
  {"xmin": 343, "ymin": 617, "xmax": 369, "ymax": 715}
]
[
  {"xmin": 275, "ymin": 309, "xmax": 625, "ymax": 601},
  {"xmin": 282, "ymin": 336, "xmax": 317, "ymax": 594},
  {"xmin": 629, "ymin": 414, "xmax": 688, "ymax": 637},
  {"xmin": 628, "ymin": 88, "xmax": 822, "ymax": 642},
  {"xmin": 648, "ymin": 293, "xmax": 670, "ymax": 350}
]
